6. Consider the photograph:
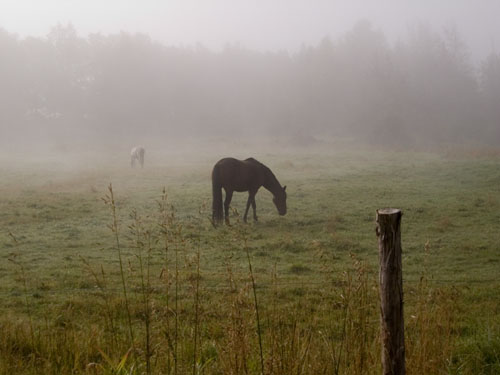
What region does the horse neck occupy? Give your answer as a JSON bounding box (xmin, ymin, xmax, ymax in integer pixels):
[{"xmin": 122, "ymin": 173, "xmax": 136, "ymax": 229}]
[{"xmin": 263, "ymin": 172, "xmax": 282, "ymax": 196}]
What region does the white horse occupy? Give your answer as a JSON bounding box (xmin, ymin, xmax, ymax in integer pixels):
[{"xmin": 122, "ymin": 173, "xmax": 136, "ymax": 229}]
[{"xmin": 131, "ymin": 146, "xmax": 145, "ymax": 168}]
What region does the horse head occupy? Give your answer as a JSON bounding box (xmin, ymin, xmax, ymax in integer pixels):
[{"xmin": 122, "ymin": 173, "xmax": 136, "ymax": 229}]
[{"xmin": 273, "ymin": 185, "xmax": 287, "ymax": 216}]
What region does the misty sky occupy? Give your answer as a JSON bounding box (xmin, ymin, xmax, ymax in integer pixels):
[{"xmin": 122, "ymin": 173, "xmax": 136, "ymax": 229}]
[{"xmin": 1, "ymin": 0, "xmax": 499, "ymax": 62}]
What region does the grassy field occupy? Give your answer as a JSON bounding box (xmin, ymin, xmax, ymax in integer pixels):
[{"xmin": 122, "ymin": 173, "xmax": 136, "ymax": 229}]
[{"xmin": 0, "ymin": 141, "xmax": 499, "ymax": 374}]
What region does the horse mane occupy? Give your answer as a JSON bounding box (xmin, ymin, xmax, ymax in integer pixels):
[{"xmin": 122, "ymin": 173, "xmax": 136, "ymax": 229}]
[
  {"xmin": 245, "ymin": 158, "xmax": 281, "ymax": 190},
  {"xmin": 245, "ymin": 158, "xmax": 276, "ymax": 178}
]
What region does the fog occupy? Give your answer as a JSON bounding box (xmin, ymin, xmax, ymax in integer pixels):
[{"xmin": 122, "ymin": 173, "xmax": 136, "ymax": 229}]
[
  {"xmin": 1, "ymin": 0, "xmax": 500, "ymax": 155},
  {"xmin": 3, "ymin": 1, "xmax": 500, "ymax": 60}
]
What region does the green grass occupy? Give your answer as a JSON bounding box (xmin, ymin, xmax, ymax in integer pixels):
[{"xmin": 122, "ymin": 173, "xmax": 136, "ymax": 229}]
[{"xmin": 0, "ymin": 145, "xmax": 499, "ymax": 374}]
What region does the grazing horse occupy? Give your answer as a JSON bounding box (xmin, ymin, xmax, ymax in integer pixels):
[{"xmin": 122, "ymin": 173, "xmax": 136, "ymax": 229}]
[
  {"xmin": 212, "ymin": 157, "xmax": 287, "ymax": 225},
  {"xmin": 131, "ymin": 146, "xmax": 145, "ymax": 168}
]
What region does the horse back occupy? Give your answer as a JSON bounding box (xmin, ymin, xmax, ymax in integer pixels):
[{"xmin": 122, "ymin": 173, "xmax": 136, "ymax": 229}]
[
  {"xmin": 131, "ymin": 146, "xmax": 145, "ymax": 156},
  {"xmin": 212, "ymin": 157, "xmax": 266, "ymax": 192}
]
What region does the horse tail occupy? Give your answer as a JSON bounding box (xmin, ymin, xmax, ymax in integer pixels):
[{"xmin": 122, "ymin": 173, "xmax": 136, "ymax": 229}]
[{"xmin": 212, "ymin": 165, "xmax": 223, "ymax": 226}]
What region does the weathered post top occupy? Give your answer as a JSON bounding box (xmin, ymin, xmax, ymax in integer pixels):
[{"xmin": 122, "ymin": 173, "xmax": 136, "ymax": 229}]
[
  {"xmin": 377, "ymin": 208, "xmax": 401, "ymax": 215},
  {"xmin": 376, "ymin": 209, "xmax": 402, "ymax": 237}
]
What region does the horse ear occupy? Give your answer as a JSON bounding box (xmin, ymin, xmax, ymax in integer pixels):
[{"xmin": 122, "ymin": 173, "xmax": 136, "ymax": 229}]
[{"xmin": 283, "ymin": 185, "xmax": 287, "ymax": 191}]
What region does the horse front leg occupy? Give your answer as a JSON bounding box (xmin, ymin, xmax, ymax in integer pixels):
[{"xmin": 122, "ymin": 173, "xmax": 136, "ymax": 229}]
[
  {"xmin": 244, "ymin": 195, "xmax": 252, "ymax": 223},
  {"xmin": 224, "ymin": 190, "xmax": 233, "ymax": 225},
  {"xmin": 245, "ymin": 191, "xmax": 258, "ymax": 223},
  {"xmin": 251, "ymin": 196, "xmax": 258, "ymax": 222}
]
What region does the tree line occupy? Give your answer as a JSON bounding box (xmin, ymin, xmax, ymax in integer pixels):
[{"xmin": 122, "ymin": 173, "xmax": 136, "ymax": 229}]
[{"xmin": 1, "ymin": 21, "xmax": 499, "ymax": 147}]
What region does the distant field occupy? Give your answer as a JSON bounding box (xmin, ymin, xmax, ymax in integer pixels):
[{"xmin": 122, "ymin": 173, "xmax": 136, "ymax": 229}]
[{"xmin": 0, "ymin": 143, "xmax": 499, "ymax": 374}]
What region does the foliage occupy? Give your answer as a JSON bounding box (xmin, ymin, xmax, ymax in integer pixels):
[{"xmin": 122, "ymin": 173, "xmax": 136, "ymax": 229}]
[{"xmin": 0, "ymin": 22, "xmax": 499, "ymax": 147}]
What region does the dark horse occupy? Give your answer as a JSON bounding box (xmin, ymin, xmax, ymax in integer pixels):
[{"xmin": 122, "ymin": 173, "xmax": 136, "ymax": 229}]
[{"xmin": 212, "ymin": 157, "xmax": 287, "ymax": 225}]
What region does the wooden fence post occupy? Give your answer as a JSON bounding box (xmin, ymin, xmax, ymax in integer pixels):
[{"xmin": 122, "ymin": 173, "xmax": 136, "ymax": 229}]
[{"xmin": 376, "ymin": 208, "xmax": 406, "ymax": 375}]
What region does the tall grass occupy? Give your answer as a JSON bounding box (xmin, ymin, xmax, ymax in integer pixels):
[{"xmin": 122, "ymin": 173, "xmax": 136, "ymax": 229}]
[
  {"xmin": 102, "ymin": 184, "xmax": 134, "ymax": 348},
  {"xmin": 405, "ymin": 241, "xmax": 458, "ymax": 374},
  {"xmin": 0, "ymin": 187, "xmax": 495, "ymax": 374},
  {"xmin": 7, "ymin": 232, "xmax": 35, "ymax": 351},
  {"xmin": 158, "ymin": 187, "xmax": 174, "ymax": 372},
  {"xmin": 79, "ymin": 257, "xmax": 117, "ymax": 350},
  {"xmin": 128, "ymin": 209, "xmax": 153, "ymax": 375},
  {"xmin": 239, "ymin": 226, "xmax": 265, "ymax": 375}
]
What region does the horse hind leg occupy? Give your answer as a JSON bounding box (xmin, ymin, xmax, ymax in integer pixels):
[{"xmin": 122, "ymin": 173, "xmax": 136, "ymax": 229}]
[
  {"xmin": 224, "ymin": 190, "xmax": 233, "ymax": 225},
  {"xmin": 212, "ymin": 191, "xmax": 223, "ymax": 226}
]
